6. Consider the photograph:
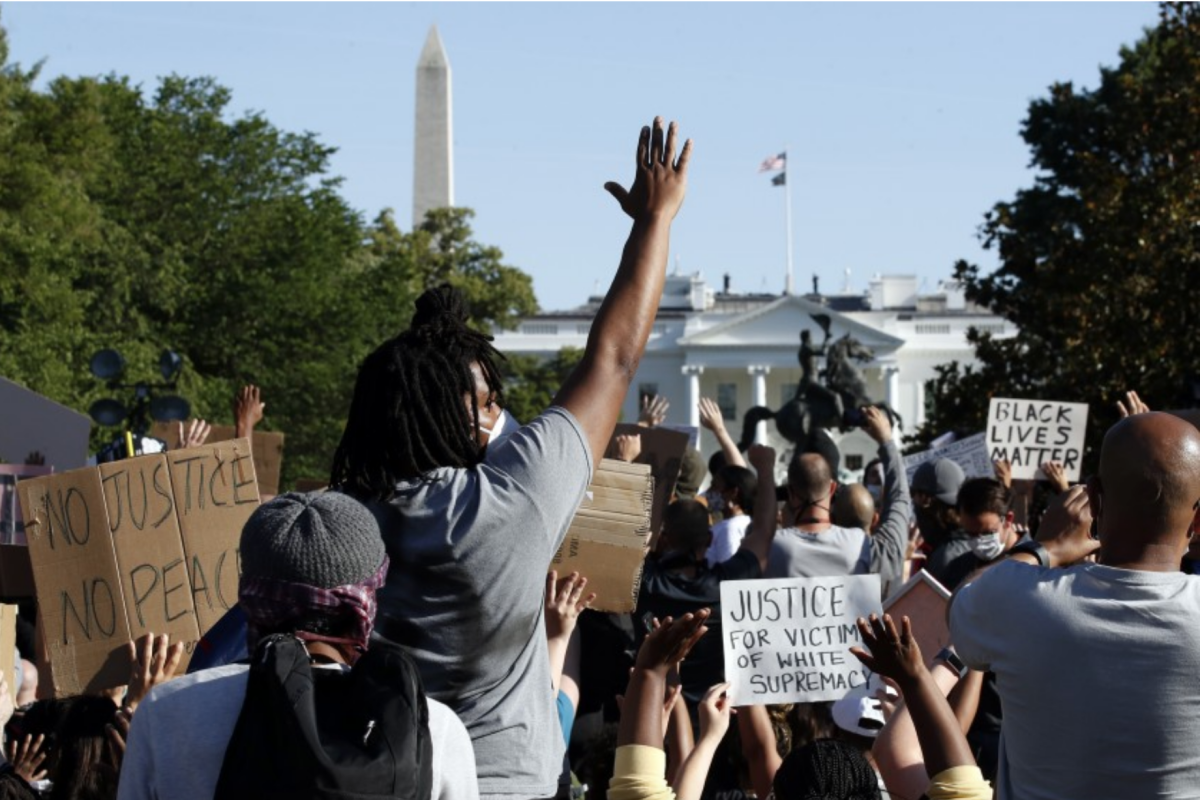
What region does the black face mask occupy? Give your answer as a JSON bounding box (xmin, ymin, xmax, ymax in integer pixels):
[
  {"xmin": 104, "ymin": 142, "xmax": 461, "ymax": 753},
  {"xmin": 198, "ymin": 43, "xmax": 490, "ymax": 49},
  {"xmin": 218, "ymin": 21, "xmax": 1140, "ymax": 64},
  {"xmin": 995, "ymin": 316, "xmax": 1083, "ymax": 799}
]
[{"xmin": 915, "ymin": 504, "xmax": 952, "ymax": 547}]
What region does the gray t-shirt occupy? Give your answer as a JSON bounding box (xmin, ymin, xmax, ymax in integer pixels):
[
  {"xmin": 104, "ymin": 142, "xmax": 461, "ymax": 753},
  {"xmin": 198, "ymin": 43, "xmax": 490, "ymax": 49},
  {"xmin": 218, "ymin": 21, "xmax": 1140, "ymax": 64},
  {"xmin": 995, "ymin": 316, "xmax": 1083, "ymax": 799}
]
[
  {"xmin": 952, "ymin": 560, "xmax": 1200, "ymax": 800},
  {"xmin": 371, "ymin": 407, "xmax": 592, "ymax": 800},
  {"xmin": 116, "ymin": 663, "xmax": 478, "ymax": 800},
  {"xmin": 767, "ymin": 524, "xmax": 871, "ymax": 577}
]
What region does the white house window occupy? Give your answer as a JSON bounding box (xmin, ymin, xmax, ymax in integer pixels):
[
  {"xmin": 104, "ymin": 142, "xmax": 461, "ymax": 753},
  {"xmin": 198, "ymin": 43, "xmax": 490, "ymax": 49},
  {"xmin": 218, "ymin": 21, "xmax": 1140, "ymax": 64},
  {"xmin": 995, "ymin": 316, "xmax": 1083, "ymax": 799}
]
[
  {"xmin": 973, "ymin": 323, "xmax": 1006, "ymax": 335},
  {"xmin": 522, "ymin": 323, "xmax": 558, "ymax": 335},
  {"xmin": 638, "ymin": 383, "xmax": 659, "ymax": 405},
  {"xmin": 576, "ymin": 324, "xmax": 592, "ymax": 335},
  {"xmin": 915, "ymin": 323, "xmax": 951, "ymax": 335},
  {"xmin": 718, "ymin": 383, "xmax": 738, "ymax": 421},
  {"xmin": 651, "ymin": 323, "xmax": 667, "ymax": 335}
]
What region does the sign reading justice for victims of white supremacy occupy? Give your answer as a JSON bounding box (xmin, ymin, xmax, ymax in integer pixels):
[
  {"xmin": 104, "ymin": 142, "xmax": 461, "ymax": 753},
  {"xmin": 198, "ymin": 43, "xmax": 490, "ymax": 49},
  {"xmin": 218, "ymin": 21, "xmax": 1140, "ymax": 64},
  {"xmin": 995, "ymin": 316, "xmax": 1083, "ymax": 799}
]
[
  {"xmin": 986, "ymin": 398, "xmax": 1089, "ymax": 482},
  {"xmin": 721, "ymin": 575, "xmax": 882, "ymax": 705}
]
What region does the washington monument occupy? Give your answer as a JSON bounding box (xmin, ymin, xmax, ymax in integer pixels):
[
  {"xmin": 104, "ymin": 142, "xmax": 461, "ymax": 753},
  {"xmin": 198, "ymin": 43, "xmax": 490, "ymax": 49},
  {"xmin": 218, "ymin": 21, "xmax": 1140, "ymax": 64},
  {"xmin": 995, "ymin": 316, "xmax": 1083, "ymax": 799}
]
[{"xmin": 413, "ymin": 25, "xmax": 454, "ymax": 230}]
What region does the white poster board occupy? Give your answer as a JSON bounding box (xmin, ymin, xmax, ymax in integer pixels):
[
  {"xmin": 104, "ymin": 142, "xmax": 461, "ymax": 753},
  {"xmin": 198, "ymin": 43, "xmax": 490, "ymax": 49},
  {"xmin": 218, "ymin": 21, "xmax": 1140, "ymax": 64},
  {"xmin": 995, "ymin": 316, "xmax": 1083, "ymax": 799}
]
[
  {"xmin": 987, "ymin": 398, "xmax": 1089, "ymax": 481},
  {"xmin": 721, "ymin": 575, "xmax": 882, "ymax": 705},
  {"xmin": 903, "ymin": 432, "xmax": 994, "ymax": 484},
  {"xmin": 0, "ymin": 377, "xmax": 92, "ymax": 471}
]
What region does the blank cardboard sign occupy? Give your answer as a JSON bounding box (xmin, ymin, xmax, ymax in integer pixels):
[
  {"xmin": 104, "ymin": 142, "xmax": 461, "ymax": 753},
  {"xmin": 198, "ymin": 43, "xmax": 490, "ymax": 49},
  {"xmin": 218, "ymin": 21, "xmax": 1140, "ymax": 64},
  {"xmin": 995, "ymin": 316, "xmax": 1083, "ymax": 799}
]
[
  {"xmin": 0, "ymin": 377, "xmax": 91, "ymax": 472},
  {"xmin": 17, "ymin": 440, "xmax": 259, "ymax": 696},
  {"xmin": 550, "ymin": 459, "xmax": 653, "ymax": 613},
  {"xmin": 883, "ymin": 570, "xmax": 952, "ymax": 666}
]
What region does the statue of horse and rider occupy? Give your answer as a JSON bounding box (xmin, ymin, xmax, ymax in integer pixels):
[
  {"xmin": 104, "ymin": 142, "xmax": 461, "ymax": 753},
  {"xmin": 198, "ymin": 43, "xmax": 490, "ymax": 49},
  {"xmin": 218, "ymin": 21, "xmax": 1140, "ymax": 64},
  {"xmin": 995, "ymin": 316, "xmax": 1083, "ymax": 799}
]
[{"xmin": 737, "ymin": 313, "xmax": 903, "ymax": 452}]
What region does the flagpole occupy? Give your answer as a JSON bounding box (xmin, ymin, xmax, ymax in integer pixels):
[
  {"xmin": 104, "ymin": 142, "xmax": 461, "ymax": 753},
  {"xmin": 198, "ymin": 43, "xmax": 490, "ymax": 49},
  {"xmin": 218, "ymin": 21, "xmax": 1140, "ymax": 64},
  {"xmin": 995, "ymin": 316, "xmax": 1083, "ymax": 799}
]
[{"xmin": 784, "ymin": 145, "xmax": 794, "ymax": 296}]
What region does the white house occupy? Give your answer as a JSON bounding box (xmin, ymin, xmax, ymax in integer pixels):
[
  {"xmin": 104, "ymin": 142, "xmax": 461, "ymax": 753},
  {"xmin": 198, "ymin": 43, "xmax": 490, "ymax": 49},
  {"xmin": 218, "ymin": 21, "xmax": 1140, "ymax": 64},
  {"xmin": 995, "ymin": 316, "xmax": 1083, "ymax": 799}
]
[{"xmin": 492, "ymin": 274, "xmax": 1014, "ymax": 478}]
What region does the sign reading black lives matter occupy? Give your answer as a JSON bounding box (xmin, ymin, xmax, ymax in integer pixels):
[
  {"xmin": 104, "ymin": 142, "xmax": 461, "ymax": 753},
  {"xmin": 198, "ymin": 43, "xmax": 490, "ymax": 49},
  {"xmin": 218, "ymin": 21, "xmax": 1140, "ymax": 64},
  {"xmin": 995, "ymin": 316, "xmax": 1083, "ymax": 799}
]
[
  {"xmin": 721, "ymin": 575, "xmax": 881, "ymax": 704},
  {"xmin": 987, "ymin": 398, "xmax": 1089, "ymax": 481}
]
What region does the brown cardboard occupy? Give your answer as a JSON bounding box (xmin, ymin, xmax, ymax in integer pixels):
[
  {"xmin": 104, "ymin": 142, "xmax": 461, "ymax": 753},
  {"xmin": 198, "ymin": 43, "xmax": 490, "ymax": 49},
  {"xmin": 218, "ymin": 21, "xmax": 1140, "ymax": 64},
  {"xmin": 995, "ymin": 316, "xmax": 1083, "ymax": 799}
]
[
  {"xmin": 0, "ymin": 604, "xmax": 17, "ymax": 690},
  {"xmin": 883, "ymin": 569, "xmax": 952, "ymax": 667},
  {"xmin": 14, "ymin": 440, "xmax": 259, "ymax": 696},
  {"xmin": 0, "ymin": 464, "xmax": 54, "ymax": 546},
  {"xmin": 151, "ymin": 422, "xmax": 285, "ymax": 496},
  {"xmin": 551, "ymin": 459, "xmax": 654, "ymax": 613},
  {"xmin": 99, "ymin": 456, "xmax": 200, "ymax": 645},
  {"xmin": 607, "ymin": 425, "xmax": 690, "ymax": 543},
  {"xmin": 0, "ymin": 545, "xmax": 34, "ymax": 599},
  {"xmin": 166, "ymin": 440, "xmax": 258, "ymax": 635},
  {"xmin": 17, "ymin": 467, "xmax": 133, "ymax": 696}
]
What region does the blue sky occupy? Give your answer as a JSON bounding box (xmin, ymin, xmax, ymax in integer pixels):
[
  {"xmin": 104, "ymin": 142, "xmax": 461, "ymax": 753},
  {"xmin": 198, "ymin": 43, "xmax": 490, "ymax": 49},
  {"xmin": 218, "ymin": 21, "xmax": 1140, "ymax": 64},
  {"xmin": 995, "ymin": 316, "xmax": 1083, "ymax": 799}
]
[{"xmin": 2, "ymin": 2, "xmax": 1160, "ymax": 312}]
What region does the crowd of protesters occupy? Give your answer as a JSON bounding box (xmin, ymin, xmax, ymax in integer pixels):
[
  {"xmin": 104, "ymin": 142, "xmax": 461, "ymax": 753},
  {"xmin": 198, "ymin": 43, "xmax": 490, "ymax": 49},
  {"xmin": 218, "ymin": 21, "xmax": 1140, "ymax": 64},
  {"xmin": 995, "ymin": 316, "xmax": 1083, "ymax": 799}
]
[{"xmin": 2, "ymin": 116, "xmax": 1199, "ymax": 800}]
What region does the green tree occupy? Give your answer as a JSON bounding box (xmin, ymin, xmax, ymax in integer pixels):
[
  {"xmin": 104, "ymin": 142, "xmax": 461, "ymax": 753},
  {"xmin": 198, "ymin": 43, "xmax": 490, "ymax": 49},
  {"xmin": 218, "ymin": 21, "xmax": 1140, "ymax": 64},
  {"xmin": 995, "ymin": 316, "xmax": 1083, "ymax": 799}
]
[
  {"xmin": 502, "ymin": 347, "xmax": 584, "ymax": 425},
  {"xmin": 919, "ymin": 2, "xmax": 1200, "ymax": 466},
  {"xmin": 0, "ymin": 22, "xmax": 541, "ymax": 487}
]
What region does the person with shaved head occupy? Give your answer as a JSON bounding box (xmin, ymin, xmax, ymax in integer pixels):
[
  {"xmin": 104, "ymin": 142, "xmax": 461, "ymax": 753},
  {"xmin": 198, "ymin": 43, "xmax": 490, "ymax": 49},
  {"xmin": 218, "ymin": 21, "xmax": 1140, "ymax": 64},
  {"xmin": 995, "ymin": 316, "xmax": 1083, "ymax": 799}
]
[
  {"xmin": 950, "ymin": 411, "xmax": 1200, "ymax": 800},
  {"xmin": 767, "ymin": 406, "xmax": 910, "ymax": 584}
]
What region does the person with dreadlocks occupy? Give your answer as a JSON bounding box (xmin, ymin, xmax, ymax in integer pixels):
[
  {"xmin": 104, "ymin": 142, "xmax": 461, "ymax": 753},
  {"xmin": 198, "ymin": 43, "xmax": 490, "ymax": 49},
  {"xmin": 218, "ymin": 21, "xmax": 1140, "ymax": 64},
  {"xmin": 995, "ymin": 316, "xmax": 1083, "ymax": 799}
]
[{"xmin": 329, "ymin": 116, "xmax": 692, "ymax": 800}]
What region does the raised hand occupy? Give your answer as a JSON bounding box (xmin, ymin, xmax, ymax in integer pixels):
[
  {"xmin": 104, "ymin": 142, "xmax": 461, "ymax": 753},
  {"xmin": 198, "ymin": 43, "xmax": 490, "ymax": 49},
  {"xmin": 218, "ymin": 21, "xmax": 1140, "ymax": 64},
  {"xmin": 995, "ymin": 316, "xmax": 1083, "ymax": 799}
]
[
  {"xmin": 860, "ymin": 406, "xmax": 893, "ymax": 444},
  {"xmin": 747, "ymin": 444, "xmax": 775, "ymax": 473},
  {"xmin": 1040, "ymin": 461, "xmax": 1070, "ymax": 494},
  {"xmin": 697, "ymin": 681, "xmax": 734, "ymax": 742},
  {"xmin": 176, "ymin": 419, "xmax": 212, "ymax": 451},
  {"xmin": 638, "ymin": 394, "xmax": 670, "ymax": 428},
  {"xmin": 698, "ymin": 397, "xmax": 725, "ymax": 433},
  {"xmin": 545, "ymin": 571, "xmax": 596, "ymax": 642},
  {"xmin": 125, "ymin": 633, "xmax": 186, "ymax": 712},
  {"xmin": 614, "ymin": 433, "xmax": 642, "ymax": 463},
  {"xmin": 8, "ymin": 733, "xmax": 47, "ymax": 783},
  {"xmin": 1034, "ymin": 484, "xmax": 1099, "ymax": 566},
  {"xmin": 1116, "ymin": 390, "xmax": 1151, "ymax": 418},
  {"xmin": 850, "ymin": 613, "xmax": 924, "ymax": 685},
  {"xmin": 635, "ymin": 610, "xmax": 710, "ymax": 676},
  {"xmin": 993, "ymin": 459, "xmax": 1013, "ymax": 490},
  {"xmin": 604, "ymin": 117, "xmax": 692, "ymax": 223},
  {"xmin": 235, "ymin": 384, "xmax": 266, "ymax": 436}
]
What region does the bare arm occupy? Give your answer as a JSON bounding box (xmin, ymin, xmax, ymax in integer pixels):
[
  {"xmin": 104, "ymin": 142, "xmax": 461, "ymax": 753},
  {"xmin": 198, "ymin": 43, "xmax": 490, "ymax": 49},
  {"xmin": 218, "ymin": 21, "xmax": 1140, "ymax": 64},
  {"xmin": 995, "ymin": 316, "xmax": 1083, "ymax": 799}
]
[
  {"xmin": 664, "ymin": 688, "xmax": 694, "ymax": 785},
  {"xmin": 674, "ymin": 683, "xmax": 733, "ymax": 800},
  {"xmin": 618, "ymin": 611, "xmax": 710, "ymax": 750},
  {"xmin": 737, "ymin": 703, "xmax": 783, "ymax": 800},
  {"xmin": 740, "ymin": 445, "xmax": 779, "ymax": 573},
  {"xmin": 553, "ymin": 118, "xmax": 692, "ymax": 468},
  {"xmin": 699, "ymin": 398, "xmax": 746, "ymax": 469},
  {"xmin": 854, "ymin": 616, "xmax": 972, "ymax": 795},
  {"xmin": 946, "ymin": 668, "xmax": 985, "ymax": 735}
]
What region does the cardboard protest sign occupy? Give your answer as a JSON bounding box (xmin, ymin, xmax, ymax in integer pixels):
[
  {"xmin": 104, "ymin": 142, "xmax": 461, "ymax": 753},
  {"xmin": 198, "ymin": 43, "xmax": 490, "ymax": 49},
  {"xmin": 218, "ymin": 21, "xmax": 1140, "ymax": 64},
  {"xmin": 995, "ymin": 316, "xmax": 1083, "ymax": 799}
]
[
  {"xmin": 151, "ymin": 422, "xmax": 285, "ymax": 496},
  {"xmin": 0, "ymin": 465, "xmax": 53, "ymax": 546},
  {"xmin": 0, "ymin": 604, "xmax": 17, "ymax": 690},
  {"xmin": 721, "ymin": 575, "xmax": 882, "ymax": 704},
  {"xmin": 987, "ymin": 398, "xmax": 1088, "ymax": 481},
  {"xmin": 903, "ymin": 433, "xmax": 994, "ymax": 484},
  {"xmin": 607, "ymin": 424, "xmax": 689, "ymax": 543},
  {"xmin": 0, "ymin": 377, "xmax": 92, "ymax": 471},
  {"xmin": 883, "ymin": 570, "xmax": 952, "ymax": 666},
  {"xmin": 550, "ymin": 459, "xmax": 653, "ymax": 613},
  {"xmin": 17, "ymin": 440, "xmax": 259, "ymax": 695}
]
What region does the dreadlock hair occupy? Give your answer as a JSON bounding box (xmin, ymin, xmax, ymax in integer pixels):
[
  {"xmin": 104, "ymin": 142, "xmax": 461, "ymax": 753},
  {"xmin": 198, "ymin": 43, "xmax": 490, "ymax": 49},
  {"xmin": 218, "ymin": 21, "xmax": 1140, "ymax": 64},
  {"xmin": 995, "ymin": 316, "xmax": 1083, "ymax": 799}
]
[
  {"xmin": 772, "ymin": 738, "xmax": 882, "ymax": 800},
  {"xmin": 330, "ymin": 284, "xmax": 505, "ymax": 500}
]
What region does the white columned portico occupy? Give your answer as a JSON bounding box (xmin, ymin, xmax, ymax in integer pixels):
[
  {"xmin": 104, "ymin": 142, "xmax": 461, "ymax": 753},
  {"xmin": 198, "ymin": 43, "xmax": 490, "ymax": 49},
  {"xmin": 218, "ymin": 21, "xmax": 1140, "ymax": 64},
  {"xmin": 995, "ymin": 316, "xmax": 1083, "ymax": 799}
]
[
  {"xmin": 914, "ymin": 379, "xmax": 926, "ymax": 428},
  {"xmin": 749, "ymin": 365, "xmax": 771, "ymax": 444},
  {"xmin": 683, "ymin": 365, "xmax": 704, "ymax": 428},
  {"xmin": 883, "ymin": 364, "xmax": 900, "ymax": 411}
]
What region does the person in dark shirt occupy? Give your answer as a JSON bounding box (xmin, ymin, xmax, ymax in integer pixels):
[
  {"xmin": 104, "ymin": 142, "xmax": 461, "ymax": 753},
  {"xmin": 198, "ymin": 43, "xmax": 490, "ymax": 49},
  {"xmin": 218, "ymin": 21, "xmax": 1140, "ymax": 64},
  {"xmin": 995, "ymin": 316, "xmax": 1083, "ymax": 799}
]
[{"xmin": 634, "ymin": 445, "xmax": 779, "ymax": 704}]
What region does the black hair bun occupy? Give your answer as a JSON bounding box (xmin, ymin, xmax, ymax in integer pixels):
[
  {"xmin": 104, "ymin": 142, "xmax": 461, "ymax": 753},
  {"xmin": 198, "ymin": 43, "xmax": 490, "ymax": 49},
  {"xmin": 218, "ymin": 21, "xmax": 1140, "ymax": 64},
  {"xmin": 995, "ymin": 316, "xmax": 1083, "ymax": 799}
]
[{"xmin": 412, "ymin": 284, "xmax": 470, "ymax": 335}]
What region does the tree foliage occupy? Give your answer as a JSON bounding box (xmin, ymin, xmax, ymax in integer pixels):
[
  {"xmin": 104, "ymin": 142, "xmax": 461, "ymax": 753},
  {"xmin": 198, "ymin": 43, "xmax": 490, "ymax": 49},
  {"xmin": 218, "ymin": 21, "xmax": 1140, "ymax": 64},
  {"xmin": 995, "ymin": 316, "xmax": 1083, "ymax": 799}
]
[
  {"xmin": 919, "ymin": 3, "xmax": 1200, "ymax": 467},
  {"xmin": 0, "ymin": 21, "xmax": 540, "ymax": 486}
]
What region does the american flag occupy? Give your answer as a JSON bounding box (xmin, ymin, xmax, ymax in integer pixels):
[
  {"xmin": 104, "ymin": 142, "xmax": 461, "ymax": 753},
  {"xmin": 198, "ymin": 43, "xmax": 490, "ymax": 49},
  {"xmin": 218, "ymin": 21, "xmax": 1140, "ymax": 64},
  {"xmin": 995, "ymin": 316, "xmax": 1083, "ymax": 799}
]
[{"xmin": 758, "ymin": 152, "xmax": 786, "ymax": 173}]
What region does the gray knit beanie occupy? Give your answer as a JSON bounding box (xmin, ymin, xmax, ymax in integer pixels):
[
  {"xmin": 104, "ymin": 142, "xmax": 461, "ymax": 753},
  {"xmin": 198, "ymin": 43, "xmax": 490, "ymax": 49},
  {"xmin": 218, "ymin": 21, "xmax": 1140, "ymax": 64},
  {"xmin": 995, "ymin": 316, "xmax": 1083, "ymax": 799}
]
[{"xmin": 239, "ymin": 491, "xmax": 386, "ymax": 588}]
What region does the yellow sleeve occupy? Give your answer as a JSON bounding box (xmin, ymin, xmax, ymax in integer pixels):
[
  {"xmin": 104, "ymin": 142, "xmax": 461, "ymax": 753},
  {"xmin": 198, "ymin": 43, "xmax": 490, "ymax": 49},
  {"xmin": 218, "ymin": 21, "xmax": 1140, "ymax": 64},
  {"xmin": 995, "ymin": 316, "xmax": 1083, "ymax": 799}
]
[
  {"xmin": 926, "ymin": 766, "xmax": 993, "ymax": 800},
  {"xmin": 608, "ymin": 745, "xmax": 676, "ymax": 800}
]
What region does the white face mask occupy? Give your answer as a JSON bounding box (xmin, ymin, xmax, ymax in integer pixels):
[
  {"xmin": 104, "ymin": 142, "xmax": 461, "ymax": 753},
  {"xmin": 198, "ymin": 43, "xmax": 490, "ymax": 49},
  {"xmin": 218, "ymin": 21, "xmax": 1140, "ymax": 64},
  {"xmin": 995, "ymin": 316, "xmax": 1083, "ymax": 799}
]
[
  {"xmin": 478, "ymin": 409, "xmax": 520, "ymax": 446},
  {"xmin": 970, "ymin": 531, "xmax": 1006, "ymax": 561}
]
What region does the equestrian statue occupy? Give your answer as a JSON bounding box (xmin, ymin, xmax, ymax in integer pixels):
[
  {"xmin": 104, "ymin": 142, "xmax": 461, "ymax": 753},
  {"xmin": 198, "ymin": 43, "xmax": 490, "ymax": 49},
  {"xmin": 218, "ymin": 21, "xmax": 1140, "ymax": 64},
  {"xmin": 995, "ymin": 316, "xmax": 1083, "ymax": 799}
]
[{"xmin": 737, "ymin": 313, "xmax": 903, "ymax": 452}]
